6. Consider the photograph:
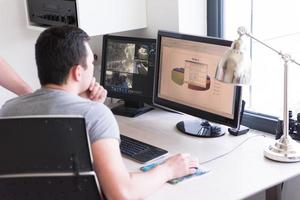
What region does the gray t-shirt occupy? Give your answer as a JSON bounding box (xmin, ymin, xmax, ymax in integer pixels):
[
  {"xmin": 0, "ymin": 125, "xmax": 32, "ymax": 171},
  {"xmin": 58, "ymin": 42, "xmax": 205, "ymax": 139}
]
[{"xmin": 0, "ymin": 88, "xmax": 120, "ymax": 143}]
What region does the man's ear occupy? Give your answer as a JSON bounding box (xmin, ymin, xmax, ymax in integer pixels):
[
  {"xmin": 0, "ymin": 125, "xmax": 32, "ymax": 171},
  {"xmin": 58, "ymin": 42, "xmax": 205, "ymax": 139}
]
[{"xmin": 70, "ymin": 65, "xmax": 83, "ymax": 82}]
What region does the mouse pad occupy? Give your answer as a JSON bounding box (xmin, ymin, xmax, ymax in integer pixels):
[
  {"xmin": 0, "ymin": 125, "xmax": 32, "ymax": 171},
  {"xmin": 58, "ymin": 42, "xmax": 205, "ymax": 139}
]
[{"xmin": 140, "ymin": 161, "xmax": 209, "ymax": 184}]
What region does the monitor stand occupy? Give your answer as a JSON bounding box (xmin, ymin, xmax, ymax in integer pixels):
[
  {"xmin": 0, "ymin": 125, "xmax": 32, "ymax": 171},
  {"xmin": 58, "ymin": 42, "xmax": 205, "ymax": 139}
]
[
  {"xmin": 176, "ymin": 119, "xmax": 225, "ymax": 137},
  {"xmin": 111, "ymin": 100, "xmax": 153, "ymax": 118}
]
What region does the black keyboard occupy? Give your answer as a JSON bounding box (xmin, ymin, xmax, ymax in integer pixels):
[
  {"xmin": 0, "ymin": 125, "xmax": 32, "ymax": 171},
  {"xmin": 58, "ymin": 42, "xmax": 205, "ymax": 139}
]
[{"xmin": 120, "ymin": 134, "xmax": 168, "ymax": 163}]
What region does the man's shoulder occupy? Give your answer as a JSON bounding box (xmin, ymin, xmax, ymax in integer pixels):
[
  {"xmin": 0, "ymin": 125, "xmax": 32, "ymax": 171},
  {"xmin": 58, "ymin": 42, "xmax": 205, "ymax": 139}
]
[
  {"xmin": 0, "ymin": 88, "xmax": 111, "ymax": 117},
  {"xmin": 1, "ymin": 91, "xmax": 36, "ymax": 108},
  {"xmin": 84, "ymin": 101, "xmax": 113, "ymax": 118}
]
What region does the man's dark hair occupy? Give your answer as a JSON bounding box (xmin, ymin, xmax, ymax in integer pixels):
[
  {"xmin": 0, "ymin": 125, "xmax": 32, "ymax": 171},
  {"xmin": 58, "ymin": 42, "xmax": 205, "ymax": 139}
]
[{"xmin": 35, "ymin": 25, "xmax": 90, "ymax": 85}]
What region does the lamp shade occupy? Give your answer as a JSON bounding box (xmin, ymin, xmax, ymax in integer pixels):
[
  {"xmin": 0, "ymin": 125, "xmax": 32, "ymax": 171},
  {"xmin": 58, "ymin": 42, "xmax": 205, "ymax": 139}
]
[{"xmin": 215, "ymin": 37, "xmax": 251, "ymax": 85}]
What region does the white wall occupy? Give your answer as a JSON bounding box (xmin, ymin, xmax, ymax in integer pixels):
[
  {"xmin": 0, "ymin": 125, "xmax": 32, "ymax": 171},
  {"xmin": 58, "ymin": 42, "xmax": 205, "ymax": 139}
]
[
  {"xmin": 114, "ymin": 0, "xmax": 180, "ymax": 38},
  {"xmin": 94, "ymin": 0, "xmax": 207, "ymax": 81},
  {"xmin": 178, "ymin": 0, "xmax": 207, "ymax": 36},
  {"xmin": 93, "ymin": 0, "xmax": 182, "ymax": 81},
  {"xmin": 0, "ymin": 0, "xmax": 40, "ymax": 105},
  {"xmin": 117, "ymin": 0, "xmax": 207, "ymax": 38}
]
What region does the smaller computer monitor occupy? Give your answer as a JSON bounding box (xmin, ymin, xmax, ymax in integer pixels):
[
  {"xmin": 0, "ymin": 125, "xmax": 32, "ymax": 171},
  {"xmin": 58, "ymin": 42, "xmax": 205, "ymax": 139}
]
[
  {"xmin": 101, "ymin": 35, "xmax": 156, "ymax": 117},
  {"xmin": 154, "ymin": 31, "xmax": 241, "ymax": 137}
]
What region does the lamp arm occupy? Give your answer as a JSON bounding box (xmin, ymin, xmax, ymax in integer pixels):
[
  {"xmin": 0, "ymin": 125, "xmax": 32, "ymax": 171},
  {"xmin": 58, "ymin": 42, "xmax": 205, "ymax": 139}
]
[{"xmin": 237, "ymin": 27, "xmax": 300, "ymax": 66}]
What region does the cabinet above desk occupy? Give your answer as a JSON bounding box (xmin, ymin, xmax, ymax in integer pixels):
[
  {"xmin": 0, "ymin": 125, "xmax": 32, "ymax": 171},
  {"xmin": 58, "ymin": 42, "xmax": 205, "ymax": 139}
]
[{"xmin": 24, "ymin": 0, "xmax": 147, "ymax": 36}]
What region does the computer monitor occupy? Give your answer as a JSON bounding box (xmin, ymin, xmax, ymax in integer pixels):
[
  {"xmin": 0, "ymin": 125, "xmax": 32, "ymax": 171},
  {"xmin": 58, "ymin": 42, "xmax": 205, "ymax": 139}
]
[
  {"xmin": 153, "ymin": 31, "xmax": 242, "ymax": 137},
  {"xmin": 101, "ymin": 35, "xmax": 156, "ymax": 117}
]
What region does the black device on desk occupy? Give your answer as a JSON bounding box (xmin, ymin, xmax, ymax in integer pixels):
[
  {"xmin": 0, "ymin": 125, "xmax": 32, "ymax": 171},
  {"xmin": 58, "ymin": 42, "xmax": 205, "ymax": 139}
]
[
  {"xmin": 276, "ymin": 111, "xmax": 300, "ymax": 141},
  {"xmin": 101, "ymin": 35, "xmax": 156, "ymax": 117},
  {"xmin": 153, "ymin": 31, "xmax": 242, "ymax": 138},
  {"xmin": 120, "ymin": 134, "xmax": 168, "ymax": 163}
]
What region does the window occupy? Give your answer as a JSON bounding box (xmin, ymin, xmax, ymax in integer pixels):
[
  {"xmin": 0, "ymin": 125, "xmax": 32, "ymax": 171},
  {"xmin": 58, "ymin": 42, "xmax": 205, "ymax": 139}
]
[
  {"xmin": 207, "ymin": 0, "xmax": 300, "ymax": 133},
  {"xmin": 219, "ymin": 0, "xmax": 300, "ymax": 133}
]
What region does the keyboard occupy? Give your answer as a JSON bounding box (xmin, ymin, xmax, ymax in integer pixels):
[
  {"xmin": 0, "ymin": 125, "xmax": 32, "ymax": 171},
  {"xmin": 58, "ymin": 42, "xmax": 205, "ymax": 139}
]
[{"xmin": 120, "ymin": 134, "xmax": 168, "ymax": 163}]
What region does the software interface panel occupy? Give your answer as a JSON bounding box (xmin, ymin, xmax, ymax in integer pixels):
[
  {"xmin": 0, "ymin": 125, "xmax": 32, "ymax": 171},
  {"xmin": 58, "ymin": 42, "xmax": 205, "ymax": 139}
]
[{"xmin": 158, "ymin": 37, "xmax": 235, "ymax": 119}]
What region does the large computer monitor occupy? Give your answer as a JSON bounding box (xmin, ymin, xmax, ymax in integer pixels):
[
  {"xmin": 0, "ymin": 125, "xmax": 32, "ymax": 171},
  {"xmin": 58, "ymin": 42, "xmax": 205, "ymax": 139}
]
[
  {"xmin": 154, "ymin": 31, "xmax": 242, "ymax": 137},
  {"xmin": 101, "ymin": 35, "xmax": 156, "ymax": 117}
]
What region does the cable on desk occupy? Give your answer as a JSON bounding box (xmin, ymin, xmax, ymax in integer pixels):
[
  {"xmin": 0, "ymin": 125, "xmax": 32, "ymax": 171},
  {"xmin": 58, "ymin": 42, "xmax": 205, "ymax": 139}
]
[{"xmin": 199, "ymin": 134, "xmax": 266, "ymax": 165}]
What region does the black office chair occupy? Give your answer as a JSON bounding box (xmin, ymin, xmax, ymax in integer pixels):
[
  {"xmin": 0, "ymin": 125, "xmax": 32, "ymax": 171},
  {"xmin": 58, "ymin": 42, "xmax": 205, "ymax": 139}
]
[{"xmin": 0, "ymin": 116, "xmax": 103, "ymax": 200}]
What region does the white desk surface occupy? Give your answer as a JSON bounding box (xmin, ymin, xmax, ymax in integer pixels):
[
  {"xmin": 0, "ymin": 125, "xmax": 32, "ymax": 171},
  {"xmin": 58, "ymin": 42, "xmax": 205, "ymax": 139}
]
[{"xmin": 115, "ymin": 109, "xmax": 300, "ymax": 200}]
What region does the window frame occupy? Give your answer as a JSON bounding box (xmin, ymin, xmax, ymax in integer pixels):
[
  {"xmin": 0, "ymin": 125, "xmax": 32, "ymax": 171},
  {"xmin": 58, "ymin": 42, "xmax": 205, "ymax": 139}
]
[{"xmin": 207, "ymin": 0, "xmax": 224, "ymax": 38}]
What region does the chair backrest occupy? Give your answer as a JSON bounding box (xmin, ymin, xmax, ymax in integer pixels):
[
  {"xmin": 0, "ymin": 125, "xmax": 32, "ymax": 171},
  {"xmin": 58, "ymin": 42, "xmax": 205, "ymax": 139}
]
[{"xmin": 0, "ymin": 115, "xmax": 103, "ymax": 200}]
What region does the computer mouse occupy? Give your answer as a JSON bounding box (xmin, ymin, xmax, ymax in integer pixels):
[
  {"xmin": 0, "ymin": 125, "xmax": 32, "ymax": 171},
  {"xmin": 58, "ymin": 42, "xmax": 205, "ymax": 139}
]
[{"xmin": 190, "ymin": 167, "xmax": 200, "ymax": 174}]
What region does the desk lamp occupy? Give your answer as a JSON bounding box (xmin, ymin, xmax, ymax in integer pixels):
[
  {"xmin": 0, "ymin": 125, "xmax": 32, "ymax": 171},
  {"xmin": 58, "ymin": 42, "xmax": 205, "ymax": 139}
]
[{"xmin": 215, "ymin": 26, "xmax": 300, "ymax": 162}]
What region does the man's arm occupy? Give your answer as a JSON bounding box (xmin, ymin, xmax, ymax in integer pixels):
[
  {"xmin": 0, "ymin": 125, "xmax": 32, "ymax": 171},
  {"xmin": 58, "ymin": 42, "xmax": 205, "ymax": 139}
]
[
  {"xmin": 0, "ymin": 58, "xmax": 33, "ymax": 95},
  {"xmin": 92, "ymin": 139, "xmax": 198, "ymax": 200}
]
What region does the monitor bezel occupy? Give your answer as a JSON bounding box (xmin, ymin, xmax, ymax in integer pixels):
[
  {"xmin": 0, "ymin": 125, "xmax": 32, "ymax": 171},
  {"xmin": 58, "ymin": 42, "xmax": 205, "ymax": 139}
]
[
  {"xmin": 153, "ymin": 30, "xmax": 241, "ymax": 128},
  {"xmin": 101, "ymin": 34, "xmax": 156, "ymax": 105}
]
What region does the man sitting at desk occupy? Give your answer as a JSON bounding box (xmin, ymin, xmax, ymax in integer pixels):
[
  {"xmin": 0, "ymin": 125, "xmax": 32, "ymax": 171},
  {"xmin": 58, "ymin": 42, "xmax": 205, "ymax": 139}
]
[{"xmin": 0, "ymin": 26, "xmax": 199, "ymax": 200}]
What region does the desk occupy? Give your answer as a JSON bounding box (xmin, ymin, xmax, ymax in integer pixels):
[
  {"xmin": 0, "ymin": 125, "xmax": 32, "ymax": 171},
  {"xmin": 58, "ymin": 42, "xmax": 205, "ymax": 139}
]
[{"xmin": 115, "ymin": 109, "xmax": 300, "ymax": 200}]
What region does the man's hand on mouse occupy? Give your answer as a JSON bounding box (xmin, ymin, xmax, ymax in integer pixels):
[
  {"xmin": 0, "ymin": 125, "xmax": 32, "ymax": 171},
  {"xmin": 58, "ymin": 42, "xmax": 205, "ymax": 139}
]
[{"xmin": 163, "ymin": 153, "xmax": 199, "ymax": 180}]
